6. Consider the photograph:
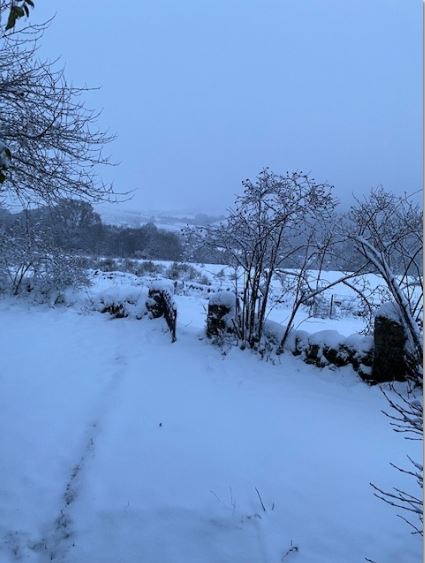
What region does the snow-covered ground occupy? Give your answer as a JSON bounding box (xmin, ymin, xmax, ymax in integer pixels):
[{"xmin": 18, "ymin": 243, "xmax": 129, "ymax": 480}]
[
  {"xmin": 0, "ymin": 272, "xmax": 422, "ymax": 562},
  {"xmin": 90, "ymin": 261, "xmax": 387, "ymax": 336}
]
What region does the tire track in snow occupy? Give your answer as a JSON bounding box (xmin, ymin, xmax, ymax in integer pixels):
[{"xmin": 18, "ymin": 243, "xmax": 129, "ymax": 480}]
[{"xmin": 30, "ymin": 352, "xmax": 129, "ymax": 563}]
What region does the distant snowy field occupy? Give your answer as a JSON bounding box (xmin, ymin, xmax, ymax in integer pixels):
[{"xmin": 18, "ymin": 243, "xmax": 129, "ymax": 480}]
[
  {"xmin": 0, "ymin": 266, "xmax": 422, "ymax": 562},
  {"xmin": 95, "ymin": 206, "xmax": 223, "ymax": 231}
]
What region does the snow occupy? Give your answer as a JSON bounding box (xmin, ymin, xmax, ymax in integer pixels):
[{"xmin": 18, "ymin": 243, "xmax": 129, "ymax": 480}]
[
  {"xmin": 263, "ymin": 319, "xmax": 284, "ymax": 341},
  {"xmin": 345, "ymin": 333, "xmax": 374, "ymax": 354},
  {"xmin": 307, "ymin": 330, "xmax": 374, "ymax": 358},
  {"xmin": 86, "ymin": 261, "xmax": 393, "ymax": 337},
  {"xmin": 149, "ymin": 278, "xmax": 175, "ymax": 295},
  {"xmin": 89, "ymin": 286, "xmax": 148, "ymax": 318},
  {"xmin": 209, "ymin": 290, "xmax": 237, "ymax": 308},
  {"xmin": 282, "ymin": 329, "xmax": 310, "ymax": 354},
  {"xmin": 308, "ymin": 329, "xmax": 345, "ymax": 349},
  {"xmin": 0, "ymin": 288, "xmax": 422, "ymax": 563},
  {"xmin": 375, "ymin": 301, "xmax": 401, "ymax": 322}
]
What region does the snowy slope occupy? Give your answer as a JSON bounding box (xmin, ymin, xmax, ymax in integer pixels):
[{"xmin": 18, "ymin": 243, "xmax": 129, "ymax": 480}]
[{"xmin": 0, "ymin": 296, "xmax": 422, "ymax": 562}]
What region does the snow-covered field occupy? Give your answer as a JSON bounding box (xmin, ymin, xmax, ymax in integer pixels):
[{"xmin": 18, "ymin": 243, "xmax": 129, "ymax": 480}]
[
  {"xmin": 0, "ymin": 269, "xmax": 422, "ymax": 562},
  {"xmin": 89, "ymin": 260, "xmax": 389, "ymax": 336}
]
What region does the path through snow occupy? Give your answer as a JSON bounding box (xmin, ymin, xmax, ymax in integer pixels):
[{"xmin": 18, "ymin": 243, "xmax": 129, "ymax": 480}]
[{"xmin": 0, "ymin": 301, "xmax": 422, "ymax": 562}]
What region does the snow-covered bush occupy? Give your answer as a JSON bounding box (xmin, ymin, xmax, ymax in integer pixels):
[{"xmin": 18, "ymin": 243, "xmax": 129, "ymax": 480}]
[
  {"xmin": 135, "ymin": 260, "xmax": 165, "ymax": 276},
  {"xmin": 165, "ymin": 261, "xmax": 209, "ymax": 284},
  {"xmin": 96, "ymin": 257, "xmax": 117, "ymax": 272},
  {"xmin": 31, "ymin": 252, "xmax": 90, "ymax": 303},
  {"xmin": 92, "ymin": 257, "xmax": 167, "ymax": 278},
  {"xmin": 0, "ymin": 213, "xmax": 89, "ymax": 302}
]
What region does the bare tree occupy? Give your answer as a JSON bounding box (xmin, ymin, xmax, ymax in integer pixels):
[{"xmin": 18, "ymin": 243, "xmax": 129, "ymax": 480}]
[
  {"xmin": 277, "ymin": 190, "xmax": 423, "ymax": 352},
  {"xmin": 347, "ymin": 188, "xmax": 423, "ymax": 380},
  {"xmin": 205, "ymin": 169, "xmax": 336, "ymax": 347},
  {"xmin": 0, "ymin": 14, "xmax": 116, "ymax": 205},
  {"xmin": 344, "ymin": 188, "xmax": 423, "ymax": 535}
]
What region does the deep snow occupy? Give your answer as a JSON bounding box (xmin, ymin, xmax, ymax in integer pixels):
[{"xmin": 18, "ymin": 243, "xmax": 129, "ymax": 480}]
[{"xmin": 0, "ymin": 288, "xmax": 422, "ymax": 562}]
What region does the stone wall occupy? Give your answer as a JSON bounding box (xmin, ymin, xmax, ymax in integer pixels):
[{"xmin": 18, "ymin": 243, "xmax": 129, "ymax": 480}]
[
  {"xmin": 290, "ymin": 330, "xmax": 374, "ymax": 382},
  {"xmin": 206, "ymin": 292, "xmax": 411, "ymax": 384}
]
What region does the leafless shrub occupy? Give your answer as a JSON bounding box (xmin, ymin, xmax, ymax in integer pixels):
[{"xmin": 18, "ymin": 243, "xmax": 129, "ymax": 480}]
[
  {"xmin": 369, "ymin": 383, "xmax": 423, "ymax": 536},
  {"xmin": 202, "ymin": 169, "xmax": 336, "ymax": 348},
  {"xmin": 347, "ymin": 188, "xmax": 423, "ymax": 380}
]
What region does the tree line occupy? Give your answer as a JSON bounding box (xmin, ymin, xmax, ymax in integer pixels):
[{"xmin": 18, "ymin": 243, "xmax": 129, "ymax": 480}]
[{"xmin": 0, "ymin": 200, "xmax": 184, "ymax": 260}]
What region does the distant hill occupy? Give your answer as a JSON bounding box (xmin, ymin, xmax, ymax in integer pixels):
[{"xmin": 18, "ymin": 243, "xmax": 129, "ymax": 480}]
[{"xmin": 96, "ymin": 207, "xmax": 224, "ymax": 232}]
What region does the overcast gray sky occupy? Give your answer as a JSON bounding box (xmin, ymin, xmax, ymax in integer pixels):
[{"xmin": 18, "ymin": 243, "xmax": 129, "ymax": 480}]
[{"xmin": 33, "ymin": 0, "xmax": 422, "ymax": 214}]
